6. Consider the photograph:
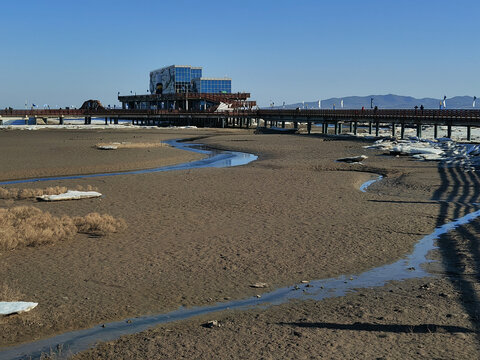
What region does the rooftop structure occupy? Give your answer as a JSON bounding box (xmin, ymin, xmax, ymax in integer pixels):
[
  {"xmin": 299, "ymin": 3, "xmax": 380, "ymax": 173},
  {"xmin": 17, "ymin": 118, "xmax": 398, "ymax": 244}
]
[
  {"xmin": 121, "ymin": 65, "xmax": 254, "ymax": 111},
  {"xmin": 149, "ymin": 65, "xmax": 203, "ymax": 94}
]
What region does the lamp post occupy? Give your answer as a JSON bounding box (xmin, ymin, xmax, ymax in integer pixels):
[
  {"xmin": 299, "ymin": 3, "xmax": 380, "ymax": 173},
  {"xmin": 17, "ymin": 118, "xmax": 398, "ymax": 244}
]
[
  {"xmin": 443, "ymin": 95, "xmax": 447, "ymax": 109},
  {"xmin": 473, "ymin": 96, "xmax": 477, "ymax": 108},
  {"xmin": 370, "ymin": 97, "xmax": 373, "ymax": 109}
]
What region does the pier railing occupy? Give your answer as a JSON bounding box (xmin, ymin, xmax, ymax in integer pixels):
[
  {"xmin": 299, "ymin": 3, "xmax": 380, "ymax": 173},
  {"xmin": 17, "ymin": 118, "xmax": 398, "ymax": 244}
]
[{"xmin": 1, "ymin": 108, "xmax": 479, "ymax": 122}]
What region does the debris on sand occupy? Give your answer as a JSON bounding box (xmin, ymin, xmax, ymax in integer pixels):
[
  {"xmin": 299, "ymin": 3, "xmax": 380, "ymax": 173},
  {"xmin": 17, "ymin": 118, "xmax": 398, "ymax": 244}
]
[
  {"xmin": 97, "ymin": 145, "xmax": 118, "ymax": 150},
  {"xmin": 250, "ymin": 282, "xmax": 268, "ymax": 288},
  {"xmin": 336, "ymin": 155, "xmax": 368, "ymax": 163},
  {"xmin": 203, "ymin": 320, "xmax": 221, "ymax": 328}
]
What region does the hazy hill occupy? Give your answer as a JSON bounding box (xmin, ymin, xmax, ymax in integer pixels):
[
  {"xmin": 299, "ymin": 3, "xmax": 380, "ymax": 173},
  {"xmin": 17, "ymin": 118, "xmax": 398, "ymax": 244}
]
[{"xmin": 271, "ymin": 94, "xmax": 477, "ymax": 110}]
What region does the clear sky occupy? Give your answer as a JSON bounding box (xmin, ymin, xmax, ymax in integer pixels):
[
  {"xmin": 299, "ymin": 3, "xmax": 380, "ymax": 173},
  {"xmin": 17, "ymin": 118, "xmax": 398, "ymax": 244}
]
[{"xmin": 1, "ymin": 0, "xmax": 478, "ymax": 108}]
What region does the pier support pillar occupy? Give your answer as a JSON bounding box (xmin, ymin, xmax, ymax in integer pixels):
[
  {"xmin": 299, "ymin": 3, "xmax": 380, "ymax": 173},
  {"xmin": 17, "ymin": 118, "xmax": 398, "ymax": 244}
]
[
  {"xmin": 434, "ymin": 125, "xmax": 438, "ymax": 139},
  {"xmin": 334, "ymin": 122, "xmax": 339, "ymax": 135},
  {"xmin": 307, "ymin": 121, "xmax": 312, "ymax": 135},
  {"xmin": 114, "ymin": 116, "xmax": 118, "ymax": 125},
  {"xmin": 368, "ymin": 121, "xmax": 373, "ymax": 134},
  {"xmin": 323, "ymin": 122, "xmax": 328, "ymax": 134},
  {"xmin": 59, "ymin": 116, "xmax": 64, "ymax": 125},
  {"xmin": 392, "ymin": 123, "xmax": 396, "ymax": 137},
  {"xmin": 417, "ymin": 124, "xmax": 422, "ymax": 138},
  {"xmin": 467, "ymin": 126, "xmax": 472, "ymax": 141},
  {"xmin": 349, "ymin": 121, "xmax": 353, "ymax": 133},
  {"xmin": 375, "ymin": 122, "xmax": 379, "ymax": 137},
  {"xmin": 84, "ymin": 117, "xmax": 88, "ymax": 125},
  {"xmin": 447, "ymin": 125, "xmax": 452, "ymax": 138},
  {"xmin": 105, "ymin": 117, "xmax": 108, "ymax": 125},
  {"xmin": 293, "ymin": 121, "xmax": 298, "ymax": 129},
  {"xmin": 401, "ymin": 123, "xmax": 405, "ymax": 139},
  {"xmin": 353, "ymin": 121, "xmax": 358, "ymax": 135},
  {"xmin": 282, "ymin": 121, "xmax": 285, "ymax": 128}
]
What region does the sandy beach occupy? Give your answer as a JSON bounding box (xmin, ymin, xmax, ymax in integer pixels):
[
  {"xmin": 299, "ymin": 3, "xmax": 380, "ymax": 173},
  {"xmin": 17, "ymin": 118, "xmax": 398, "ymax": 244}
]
[{"xmin": 1, "ymin": 127, "xmax": 479, "ymax": 359}]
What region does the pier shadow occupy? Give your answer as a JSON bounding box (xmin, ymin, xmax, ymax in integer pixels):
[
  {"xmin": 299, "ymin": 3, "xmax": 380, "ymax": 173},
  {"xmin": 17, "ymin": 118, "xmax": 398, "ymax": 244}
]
[
  {"xmin": 432, "ymin": 164, "xmax": 480, "ymax": 336},
  {"xmin": 278, "ymin": 321, "xmax": 474, "ymax": 334}
]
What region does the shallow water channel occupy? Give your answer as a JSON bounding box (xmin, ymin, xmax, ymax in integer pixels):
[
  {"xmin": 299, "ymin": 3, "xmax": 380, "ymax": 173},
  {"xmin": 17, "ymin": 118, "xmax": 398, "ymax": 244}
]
[
  {"xmin": 2, "ymin": 142, "xmax": 480, "ymax": 359},
  {"xmin": 0, "ymin": 139, "xmax": 257, "ymax": 186}
]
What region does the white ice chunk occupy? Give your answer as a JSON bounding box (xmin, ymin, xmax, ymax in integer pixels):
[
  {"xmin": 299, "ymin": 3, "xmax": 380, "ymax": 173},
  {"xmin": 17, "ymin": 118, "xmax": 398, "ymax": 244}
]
[
  {"xmin": 391, "ymin": 144, "xmax": 444, "ymax": 156},
  {"xmin": 412, "ymin": 154, "xmax": 444, "ymax": 161},
  {"xmin": 37, "ymin": 190, "xmax": 102, "ymax": 201},
  {"xmin": 0, "ymin": 302, "xmax": 38, "ymax": 315}
]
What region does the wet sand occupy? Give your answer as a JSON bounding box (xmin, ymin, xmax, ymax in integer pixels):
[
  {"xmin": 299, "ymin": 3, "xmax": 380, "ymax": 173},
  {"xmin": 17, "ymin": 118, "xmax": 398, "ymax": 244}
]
[{"xmin": 1, "ymin": 128, "xmax": 479, "ymax": 359}]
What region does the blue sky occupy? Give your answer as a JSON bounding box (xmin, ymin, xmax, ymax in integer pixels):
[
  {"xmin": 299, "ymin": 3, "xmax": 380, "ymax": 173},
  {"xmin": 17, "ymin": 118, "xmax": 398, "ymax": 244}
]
[{"xmin": 0, "ymin": 0, "xmax": 478, "ymax": 108}]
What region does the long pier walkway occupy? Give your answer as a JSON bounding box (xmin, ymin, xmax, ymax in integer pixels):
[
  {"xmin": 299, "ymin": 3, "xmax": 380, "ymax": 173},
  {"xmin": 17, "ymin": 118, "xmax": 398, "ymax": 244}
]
[{"xmin": 1, "ymin": 108, "xmax": 479, "ymax": 140}]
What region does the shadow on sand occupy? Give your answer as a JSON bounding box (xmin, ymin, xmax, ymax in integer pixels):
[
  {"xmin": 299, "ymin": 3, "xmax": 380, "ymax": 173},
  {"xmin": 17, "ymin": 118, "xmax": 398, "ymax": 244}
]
[
  {"xmin": 279, "ymin": 162, "xmax": 480, "ymax": 342},
  {"xmin": 278, "ymin": 321, "xmax": 474, "ymax": 334},
  {"xmin": 432, "ymin": 165, "xmax": 480, "ymax": 335}
]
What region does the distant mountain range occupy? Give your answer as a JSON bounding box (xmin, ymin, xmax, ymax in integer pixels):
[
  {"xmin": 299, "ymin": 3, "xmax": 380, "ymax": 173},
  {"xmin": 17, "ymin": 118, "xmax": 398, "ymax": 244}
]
[{"xmin": 271, "ymin": 94, "xmax": 477, "ymax": 110}]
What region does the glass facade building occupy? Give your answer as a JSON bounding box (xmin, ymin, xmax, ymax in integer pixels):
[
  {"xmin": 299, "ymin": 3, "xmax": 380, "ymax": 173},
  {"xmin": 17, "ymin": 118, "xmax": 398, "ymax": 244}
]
[
  {"xmin": 192, "ymin": 78, "xmax": 232, "ymax": 94},
  {"xmin": 149, "ymin": 65, "xmax": 231, "ymax": 95}
]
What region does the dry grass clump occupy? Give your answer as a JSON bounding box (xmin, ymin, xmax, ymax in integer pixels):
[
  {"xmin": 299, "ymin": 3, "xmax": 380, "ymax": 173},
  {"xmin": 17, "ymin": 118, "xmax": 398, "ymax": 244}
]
[
  {"xmin": 74, "ymin": 213, "xmax": 127, "ymax": 236},
  {"xmin": 0, "ymin": 206, "xmax": 76, "ymax": 250},
  {"xmin": 0, "ymin": 206, "xmax": 126, "ymax": 251},
  {"xmin": 0, "ymin": 185, "xmax": 98, "ymax": 200},
  {"xmin": 95, "ymin": 141, "xmax": 168, "ymax": 149}
]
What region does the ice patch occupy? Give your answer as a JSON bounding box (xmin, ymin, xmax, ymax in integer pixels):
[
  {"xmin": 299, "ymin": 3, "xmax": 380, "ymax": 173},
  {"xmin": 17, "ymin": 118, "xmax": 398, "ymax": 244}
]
[
  {"xmin": 37, "ymin": 190, "xmax": 102, "ymax": 201},
  {"xmin": 0, "ymin": 302, "xmax": 38, "ymax": 315},
  {"xmin": 365, "ymin": 137, "xmax": 480, "ymax": 170}
]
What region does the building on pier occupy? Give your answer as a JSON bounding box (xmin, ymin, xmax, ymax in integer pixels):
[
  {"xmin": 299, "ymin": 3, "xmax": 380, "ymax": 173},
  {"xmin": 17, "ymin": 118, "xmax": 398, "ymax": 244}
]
[{"xmin": 118, "ymin": 65, "xmax": 255, "ymax": 111}]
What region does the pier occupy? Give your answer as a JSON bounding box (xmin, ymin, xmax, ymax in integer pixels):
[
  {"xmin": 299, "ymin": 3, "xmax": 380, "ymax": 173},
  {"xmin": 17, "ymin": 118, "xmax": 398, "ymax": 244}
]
[{"xmin": 1, "ymin": 108, "xmax": 479, "ymax": 140}]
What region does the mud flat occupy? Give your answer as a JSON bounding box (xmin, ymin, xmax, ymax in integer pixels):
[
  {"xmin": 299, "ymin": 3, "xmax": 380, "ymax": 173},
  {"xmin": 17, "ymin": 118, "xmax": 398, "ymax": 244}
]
[{"xmin": 1, "ymin": 128, "xmax": 479, "ymax": 359}]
